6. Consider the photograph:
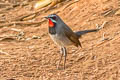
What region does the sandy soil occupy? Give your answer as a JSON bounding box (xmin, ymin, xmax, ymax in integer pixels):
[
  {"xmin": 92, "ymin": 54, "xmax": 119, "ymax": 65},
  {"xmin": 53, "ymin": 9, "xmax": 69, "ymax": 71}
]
[{"xmin": 0, "ymin": 0, "xmax": 120, "ymax": 80}]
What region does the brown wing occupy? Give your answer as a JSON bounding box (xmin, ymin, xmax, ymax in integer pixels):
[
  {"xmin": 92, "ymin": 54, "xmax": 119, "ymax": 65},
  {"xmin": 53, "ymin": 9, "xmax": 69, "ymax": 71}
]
[{"xmin": 63, "ymin": 26, "xmax": 82, "ymax": 48}]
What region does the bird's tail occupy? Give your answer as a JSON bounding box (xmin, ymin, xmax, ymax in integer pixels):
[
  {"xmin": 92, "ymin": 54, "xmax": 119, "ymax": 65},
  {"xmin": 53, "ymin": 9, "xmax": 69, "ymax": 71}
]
[{"xmin": 74, "ymin": 29, "xmax": 99, "ymax": 38}]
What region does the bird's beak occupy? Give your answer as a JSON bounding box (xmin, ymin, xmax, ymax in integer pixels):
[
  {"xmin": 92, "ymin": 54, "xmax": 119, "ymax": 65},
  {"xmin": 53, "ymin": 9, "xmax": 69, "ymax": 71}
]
[{"xmin": 44, "ymin": 16, "xmax": 49, "ymax": 19}]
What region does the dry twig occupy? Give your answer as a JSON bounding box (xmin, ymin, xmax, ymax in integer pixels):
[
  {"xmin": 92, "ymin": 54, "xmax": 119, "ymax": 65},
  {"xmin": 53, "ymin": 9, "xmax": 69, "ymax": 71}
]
[
  {"xmin": 62, "ymin": 0, "xmax": 79, "ymax": 11},
  {"xmin": 0, "ymin": 49, "xmax": 9, "ymax": 55},
  {"xmin": 0, "ymin": 2, "xmax": 28, "ymax": 14},
  {"xmin": 0, "ymin": 20, "xmax": 46, "ymax": 28},
  {"xmin": 96, "ymin": 21, "xmax": 108, "ymax": 30},
  {"xmin": 101, "ymin": 8, "xmax": 119, "ymax": 17}
]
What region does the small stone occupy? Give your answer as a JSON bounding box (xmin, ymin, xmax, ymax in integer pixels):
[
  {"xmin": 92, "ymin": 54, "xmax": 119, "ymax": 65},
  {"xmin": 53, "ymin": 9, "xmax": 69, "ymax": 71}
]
[
  {"xmin": 26, "ymin": 38, "xmax": 31, "ymax": 41},
  {"xmin": 32, "ymin": 35, "xmax": 41, "ymax": 39}
]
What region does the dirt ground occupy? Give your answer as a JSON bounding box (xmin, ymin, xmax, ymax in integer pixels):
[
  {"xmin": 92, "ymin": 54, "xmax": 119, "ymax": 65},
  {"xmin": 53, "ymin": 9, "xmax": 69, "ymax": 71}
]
[{"xmin": 0, "ymin": 0, "xmax": 120, "ymax": 80}]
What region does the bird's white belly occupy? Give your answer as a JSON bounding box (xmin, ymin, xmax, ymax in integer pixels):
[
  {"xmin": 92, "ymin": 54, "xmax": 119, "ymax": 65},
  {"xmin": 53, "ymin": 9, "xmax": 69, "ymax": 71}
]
[{"xmin": 49, "ymin": 34, "xmax": 73, "ymax": 47}]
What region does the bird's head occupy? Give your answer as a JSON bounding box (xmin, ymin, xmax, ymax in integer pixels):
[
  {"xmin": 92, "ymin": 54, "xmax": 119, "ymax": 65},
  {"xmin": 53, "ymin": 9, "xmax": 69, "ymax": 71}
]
[{"xmin": 45, "ymin": 14, "xmax": 60, "ymax": 27}]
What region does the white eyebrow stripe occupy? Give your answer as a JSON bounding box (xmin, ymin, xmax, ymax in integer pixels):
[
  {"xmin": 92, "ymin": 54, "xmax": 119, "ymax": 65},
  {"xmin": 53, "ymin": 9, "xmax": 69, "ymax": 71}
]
[{"xmin": 51, "ymin": 18, "xmax": 56, "ymax": 23}]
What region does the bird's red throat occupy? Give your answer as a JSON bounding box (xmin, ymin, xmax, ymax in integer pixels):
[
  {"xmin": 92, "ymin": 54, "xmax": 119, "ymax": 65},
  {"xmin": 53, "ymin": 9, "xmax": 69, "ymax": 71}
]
[{"xmin": 48, "ymin": 19, "xmax": 54, "ymax": 27}]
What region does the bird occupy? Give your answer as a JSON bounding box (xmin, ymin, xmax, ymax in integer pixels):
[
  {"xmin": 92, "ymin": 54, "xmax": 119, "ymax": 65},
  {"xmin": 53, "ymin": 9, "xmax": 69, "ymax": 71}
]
[{"xmin": 45, "ymin": 14, "xmax": 100, "ymax": 69}]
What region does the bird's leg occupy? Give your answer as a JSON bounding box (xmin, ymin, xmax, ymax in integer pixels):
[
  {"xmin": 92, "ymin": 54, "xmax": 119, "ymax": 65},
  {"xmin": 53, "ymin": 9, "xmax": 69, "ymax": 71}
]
[
  {"xmin": 57, "ymin": 47, "xmax": 63, "ymax": 69},
  {"xmin": 63, "ymin": 47, "xmax": 67, "ymax": 69}
]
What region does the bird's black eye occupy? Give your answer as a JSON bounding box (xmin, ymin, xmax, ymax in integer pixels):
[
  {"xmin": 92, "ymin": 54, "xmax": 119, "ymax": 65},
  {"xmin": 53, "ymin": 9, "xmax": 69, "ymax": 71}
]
[{"xmin": 52, "ymin": 16, "xmax": 56, "ymax": 20}]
